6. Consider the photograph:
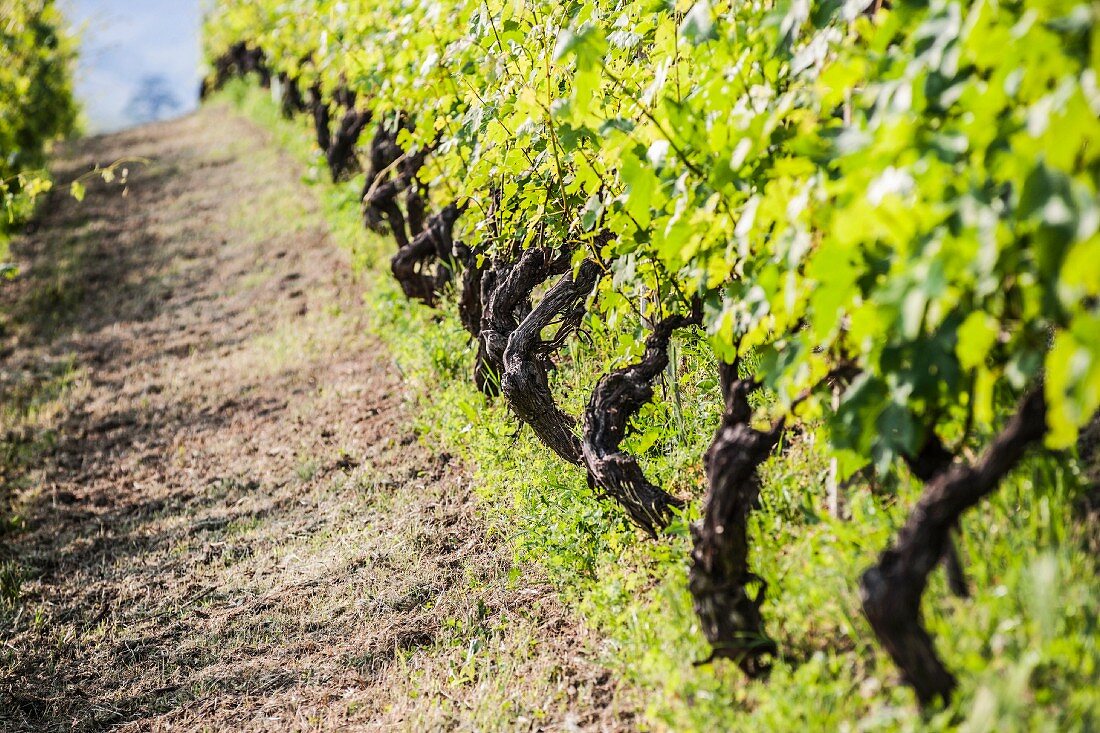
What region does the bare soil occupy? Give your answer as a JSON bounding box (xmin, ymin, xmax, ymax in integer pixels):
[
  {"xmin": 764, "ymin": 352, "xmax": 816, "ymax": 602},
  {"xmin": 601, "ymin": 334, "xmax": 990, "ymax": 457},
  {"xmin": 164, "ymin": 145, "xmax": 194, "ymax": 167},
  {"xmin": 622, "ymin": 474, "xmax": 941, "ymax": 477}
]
[{"xmin": 0, "ymin": 108, "xmax": 634, "ymax": 731}]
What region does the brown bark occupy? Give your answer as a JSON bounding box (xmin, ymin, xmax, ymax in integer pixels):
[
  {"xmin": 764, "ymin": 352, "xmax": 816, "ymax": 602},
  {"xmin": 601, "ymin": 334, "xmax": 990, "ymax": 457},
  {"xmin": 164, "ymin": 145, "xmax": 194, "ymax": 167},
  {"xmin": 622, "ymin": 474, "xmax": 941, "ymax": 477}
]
[
  {"xmin": 390, "ymin": 203, "xmax": 464, "ymax": 306},
  {"xmin": 582, "ymin": 308, "xmax": 700, "ymax": 537},
  {"xmin": 308, "ymin": 84, "xmax": 331, "ymax": 156},
  {"xmin": 688, "ymin": 360, "xmax": 782, "ymax": 675},
  {"xmin": 475, "ymin": 248, "xmax": 568, "ymax": 396},
  {"xmin": 501, "ymin": 260, "xmax": 602, "ymax": 465},
  {"xmin": 368, "ymin": 179, "xmax": 411, "ymax": 248},
  {"xmin": 278, "ymin": 72, "xmax": 307, "ymax": 118},
  {"xmin": 472, "ymin": 259, "xmax": 510, "ymax": 393},
  {"xmin": 457, "ymin": 247, "xmax": 486, "ymax": 339},
  {"xmin": 362, "ymin": 124, "xmax": 402, "ymax": 231},
  {"xmin": 405, "ymin": 187, "xmax": 427, "ymax": 237},
  {"xmin": 332, "ymin": 85, "xmax": 357, "ymax": 110},
  {"xmin": 363, "ymin": 119, "xmax": 429, "ymax": 249},
  {"xmin": 201, "ymin": 42, "xmax": 270, "ymax": 98},
  {"xmin": 1076, "ymin": 411, "xmax": 1100, "ymax": 546},
  {"xmin": 904, "ymin": 436, "xmax": 970, "ymax": 598},
  {"xmin": 860, "ymin": 386, "xmax": 1047, "ymax": 706},
  {"xmin": 326, "ymin": 107, "xmax": 372, "ymax": 182},
  {"xmin": 457, "ymin": 189, "xmax": 500, "ymax": 341}
]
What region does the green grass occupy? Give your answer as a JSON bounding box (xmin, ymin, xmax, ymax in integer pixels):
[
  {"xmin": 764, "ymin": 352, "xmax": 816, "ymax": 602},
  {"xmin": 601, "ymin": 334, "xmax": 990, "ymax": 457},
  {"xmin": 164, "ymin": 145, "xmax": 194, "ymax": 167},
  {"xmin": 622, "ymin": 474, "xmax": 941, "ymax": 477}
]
[{"xmin": 222, "ymin": 82, "xmax": 1100, "ymax": 731}]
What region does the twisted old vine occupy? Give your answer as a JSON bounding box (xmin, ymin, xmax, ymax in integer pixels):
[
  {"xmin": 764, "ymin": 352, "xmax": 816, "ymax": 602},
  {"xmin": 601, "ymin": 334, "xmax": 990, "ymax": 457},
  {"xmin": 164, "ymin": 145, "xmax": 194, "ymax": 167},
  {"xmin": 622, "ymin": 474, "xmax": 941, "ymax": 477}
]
[{"xmin": 202, "ymin": 0, "xmax": 1100, "ymax": 708}]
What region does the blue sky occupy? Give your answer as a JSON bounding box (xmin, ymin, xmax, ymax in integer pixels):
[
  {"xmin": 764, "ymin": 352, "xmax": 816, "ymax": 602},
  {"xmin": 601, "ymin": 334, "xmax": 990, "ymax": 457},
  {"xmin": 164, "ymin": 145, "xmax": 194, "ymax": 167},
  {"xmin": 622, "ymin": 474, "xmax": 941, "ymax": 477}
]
[{"xmin": 62, "ymin": 0, "xmax": 205, "ymax": 133}]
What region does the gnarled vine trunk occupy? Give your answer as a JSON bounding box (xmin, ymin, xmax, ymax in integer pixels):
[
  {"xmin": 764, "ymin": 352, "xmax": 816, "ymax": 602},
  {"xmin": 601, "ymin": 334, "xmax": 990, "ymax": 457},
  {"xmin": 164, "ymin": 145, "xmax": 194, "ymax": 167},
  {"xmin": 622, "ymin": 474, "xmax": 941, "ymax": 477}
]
[
  {"xmin": 327, "ymin": 107, "xmax": 372, "ymax": 181},
  {"xmin": 472, "ymin": 259, "xmax": 517, "ymax": 393},
  {"xmin": 368, "ymin": 179, "xmax": 411, "ymax": 248},
  {"xmin": 332, "ymin": 85, "xmax": 356, "ymax": 110},
  {"xmin": 252, "ymin": 51, "xmax": 272, "ymax": 89},
  {"xmin": 860, "ymin": 386, "xmax": 1047, "ymax": 706},
  {"xmin": 904, "ymin": 436, "xmax": 970, "ymax": 598},
  {"xmin": 278, "ymin": 72, "xmax": 307, "ymax": 118},
  {"xmin": 390, "ymin": 202, "xmax": 464, "ymax": 306},
  {"xmin": 456, "ymin": 189, "xmax": 500, "ymax": 340},
  {"xmin": 405, "ymin": 186, "xmax": 427, "ymax": 237},
  {"xmin": 582, "ymin": 309, "xmax": 700, "ymax": 537},
  {"xmin": 475, "ymin": 247, "xmax": 568, "ymax": 396},
  {"xmin": 364, "ymin": 122, "xmax": 429, "ymax": 249},
  {"xmin": 362, "ymin": 124, "xmax": 401, "ymax": 232},
  {"xmin": 688, "ymin": 361, "xmax": 782, "ymax": 675},
  {"xmin": 1076, "ymin": 412, "xmax": 1100, "ymax": 551},
  {"xmin": 457, "ymin": 247, "xmax": 486, "ymax": 339},
  {"xmin": 501, "ymin": 260, "xmax": 602, "ymax": 465},
  {"xmin": 201, "ymin": 42, "xmax": 270, "ymax": 99},
  {"xmin": 308, "ymin": 84, "xmax": 332, "ymax": 156}
]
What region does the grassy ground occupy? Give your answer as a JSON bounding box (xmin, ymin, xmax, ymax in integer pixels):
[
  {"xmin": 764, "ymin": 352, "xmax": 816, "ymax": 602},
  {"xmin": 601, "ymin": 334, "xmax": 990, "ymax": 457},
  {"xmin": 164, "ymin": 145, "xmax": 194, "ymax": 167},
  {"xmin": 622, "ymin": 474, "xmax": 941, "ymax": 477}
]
[
  {"xmin": 223, "ymin": 81, "xmax": 1099, "ymax": 731},
  {"xmin": 0, "ymin": 106, "xmax": 633, "ymax": 731}
]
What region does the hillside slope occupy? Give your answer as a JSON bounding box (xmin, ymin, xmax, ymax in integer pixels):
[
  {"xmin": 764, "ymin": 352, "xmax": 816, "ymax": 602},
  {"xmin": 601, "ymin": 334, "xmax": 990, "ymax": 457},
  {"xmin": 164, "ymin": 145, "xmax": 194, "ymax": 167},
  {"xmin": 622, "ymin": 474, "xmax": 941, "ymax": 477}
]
[{"xmin": 0, "ymin": 108, "xmax": 632, "ymax": 731}]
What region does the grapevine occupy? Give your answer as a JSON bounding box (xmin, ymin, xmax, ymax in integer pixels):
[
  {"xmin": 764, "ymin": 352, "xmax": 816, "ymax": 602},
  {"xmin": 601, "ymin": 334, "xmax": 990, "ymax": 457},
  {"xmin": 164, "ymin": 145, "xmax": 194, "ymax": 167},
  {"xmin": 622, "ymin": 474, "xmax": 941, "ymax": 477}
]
[
  {"xmin": 201, "ymin": 0, "xmax": 1100, "ymax": 706},
  {"xmin": 0, "ymin": 0, "xmax": 78, "ymax": 266}
]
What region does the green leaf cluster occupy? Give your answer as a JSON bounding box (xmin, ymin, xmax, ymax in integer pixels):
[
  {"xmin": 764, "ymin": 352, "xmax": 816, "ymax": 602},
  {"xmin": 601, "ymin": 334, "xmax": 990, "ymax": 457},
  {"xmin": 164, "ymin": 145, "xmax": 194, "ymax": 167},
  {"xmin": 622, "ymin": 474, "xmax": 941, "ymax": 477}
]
[
  {"xmin": 204, "ymin": 0, "xmax": 1099, "ymax": 474},
  {"xmin": 0, "ymin": 0, "xmax": 79, "ymax": 255}
]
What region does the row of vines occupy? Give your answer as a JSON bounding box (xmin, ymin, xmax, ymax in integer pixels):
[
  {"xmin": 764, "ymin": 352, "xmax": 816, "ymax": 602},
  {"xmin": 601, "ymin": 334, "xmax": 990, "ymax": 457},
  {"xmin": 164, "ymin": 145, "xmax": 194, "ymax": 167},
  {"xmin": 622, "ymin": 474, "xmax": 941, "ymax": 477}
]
[
  {"xmin": 0, "ymin": 0, "xmax": 78, "ymax": 270},
  {"xmin": 202, "ymin": 0, "xmax": 1099, "ymax": 708}
]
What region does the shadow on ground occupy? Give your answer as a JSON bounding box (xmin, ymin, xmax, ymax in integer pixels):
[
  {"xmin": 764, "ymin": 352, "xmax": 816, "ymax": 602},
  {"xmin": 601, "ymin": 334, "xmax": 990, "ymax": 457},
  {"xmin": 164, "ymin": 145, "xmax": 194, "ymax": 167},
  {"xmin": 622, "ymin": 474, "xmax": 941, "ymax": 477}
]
[{"xmin": 0, "ymin": 108, "xmax": 632, "ymax": 732}]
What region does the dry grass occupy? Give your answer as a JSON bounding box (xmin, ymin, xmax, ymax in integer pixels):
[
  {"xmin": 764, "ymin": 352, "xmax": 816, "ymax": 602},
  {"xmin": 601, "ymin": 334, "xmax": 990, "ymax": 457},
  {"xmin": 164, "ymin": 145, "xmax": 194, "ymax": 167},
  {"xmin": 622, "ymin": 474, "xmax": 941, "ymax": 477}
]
[{"xmin": 0, "ymin": 108, "xmax": 637, "ymax": 732}]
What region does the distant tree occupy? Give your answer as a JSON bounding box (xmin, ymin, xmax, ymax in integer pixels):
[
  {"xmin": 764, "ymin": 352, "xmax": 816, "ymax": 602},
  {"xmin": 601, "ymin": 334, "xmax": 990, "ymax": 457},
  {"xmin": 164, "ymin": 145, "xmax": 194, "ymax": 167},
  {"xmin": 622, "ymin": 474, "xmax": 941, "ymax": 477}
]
[{"xmin": 124, "ymin": 75, "xmax": 183, "ymax": 124}]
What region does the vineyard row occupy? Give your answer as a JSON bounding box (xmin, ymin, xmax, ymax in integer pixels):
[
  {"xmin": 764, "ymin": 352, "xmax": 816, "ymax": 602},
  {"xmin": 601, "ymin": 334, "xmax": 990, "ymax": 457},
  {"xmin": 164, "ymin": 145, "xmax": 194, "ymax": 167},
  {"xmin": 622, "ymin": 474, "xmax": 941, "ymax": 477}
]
[{"xmin": 201, "ymin": 0, "xmax": 1100, "ymax": 706}]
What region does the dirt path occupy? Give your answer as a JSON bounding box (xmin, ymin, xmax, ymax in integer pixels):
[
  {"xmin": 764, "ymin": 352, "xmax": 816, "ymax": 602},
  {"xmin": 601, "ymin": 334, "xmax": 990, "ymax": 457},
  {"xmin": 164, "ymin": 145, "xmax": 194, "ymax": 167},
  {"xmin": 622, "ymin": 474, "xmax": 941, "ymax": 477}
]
[{"xmin": 0, "ymin": 108, "xmax": 630, "ymax": 731}]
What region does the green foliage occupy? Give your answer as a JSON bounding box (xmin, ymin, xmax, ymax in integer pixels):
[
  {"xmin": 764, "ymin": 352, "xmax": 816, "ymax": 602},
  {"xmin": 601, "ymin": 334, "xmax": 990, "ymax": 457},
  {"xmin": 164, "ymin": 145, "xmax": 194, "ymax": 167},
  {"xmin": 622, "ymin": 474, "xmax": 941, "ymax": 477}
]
[
  {"xmin": 205, "ymin": 0, "xmax": 1098, "ymax": 465},
  {"xmin": 226, "ymin": 85, "xmax": 1099, "ymax": 730},
  {"xmin": 205, "ymin": 0, "xmax": 1100, "ymax": 721},
  {"xmin": 0, "ymin": 0, "xmax": 79, "ymax": 258}
]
